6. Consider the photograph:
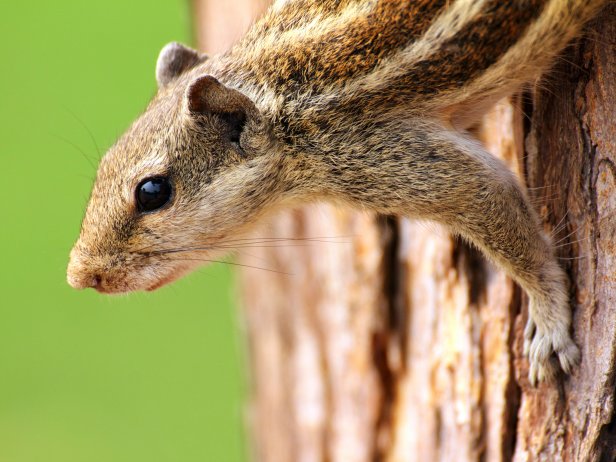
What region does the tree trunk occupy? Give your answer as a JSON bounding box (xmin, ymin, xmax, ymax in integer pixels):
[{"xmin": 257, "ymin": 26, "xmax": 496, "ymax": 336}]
[{"xmin": 194, "ymin": 3, "xmax": 616, "ymax": 461}]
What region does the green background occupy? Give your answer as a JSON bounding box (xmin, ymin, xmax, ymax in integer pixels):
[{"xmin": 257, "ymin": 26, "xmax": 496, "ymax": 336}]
[{"xmin": 0, "ymin": 1, "xmax": 246, "ymax": 461}]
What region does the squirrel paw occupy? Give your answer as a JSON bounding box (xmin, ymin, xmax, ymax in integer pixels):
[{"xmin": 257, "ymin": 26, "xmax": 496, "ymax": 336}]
[{"xmin": 523, "ymin": 316, "xmax": 580, "ymax": 386}]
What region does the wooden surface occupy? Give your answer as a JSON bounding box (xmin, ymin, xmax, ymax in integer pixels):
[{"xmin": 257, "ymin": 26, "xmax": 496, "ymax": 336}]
[
  {"xmin": 514, "ymin": 10, "xmax": 616, "ymax": 461},
  {"xmin": 194, "ymin": 2, "xmax": 616, "ymax": 460}
]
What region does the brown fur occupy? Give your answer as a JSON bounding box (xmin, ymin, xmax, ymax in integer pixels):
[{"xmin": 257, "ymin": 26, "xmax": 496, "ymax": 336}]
[
  {"xmin": 67, "ymin": 0, "xmax": 609, "ymax": 384},
  {"xmin": 229, "ymin": 0, "xmax": 449, "ymax": 93}
]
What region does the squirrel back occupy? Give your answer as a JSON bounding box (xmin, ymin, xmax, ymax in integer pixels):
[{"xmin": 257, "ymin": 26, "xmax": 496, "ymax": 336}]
[{"xmin": 213, "ymin": 0, "xmax": 605, "ymax": 131}]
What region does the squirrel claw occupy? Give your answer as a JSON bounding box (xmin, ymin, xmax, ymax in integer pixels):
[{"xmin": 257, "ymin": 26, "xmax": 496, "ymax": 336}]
[{"xmin": 524, "ymin": 317, "xmax": 580, "ymax": 386}]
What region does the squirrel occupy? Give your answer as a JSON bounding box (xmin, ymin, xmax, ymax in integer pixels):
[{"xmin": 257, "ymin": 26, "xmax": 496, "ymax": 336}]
[{"xmin": 67, "ymin": 0, "xmax": 609, "ymax": 385}]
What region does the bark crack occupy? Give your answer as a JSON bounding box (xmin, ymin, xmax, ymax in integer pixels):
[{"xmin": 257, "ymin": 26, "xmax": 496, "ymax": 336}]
[
  {"xmin": 372, "ymin": 215, "xmax": 404, "ymax": 461},
  {"xmin": 503, "ymin": 286, "xmax": 522, "ymax": 462}
]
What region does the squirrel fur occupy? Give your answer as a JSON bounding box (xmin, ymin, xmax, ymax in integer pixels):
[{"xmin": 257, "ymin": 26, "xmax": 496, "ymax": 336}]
[{"xmin": 67, "ymin": 0, "xmax": 609, "ymax": 384}]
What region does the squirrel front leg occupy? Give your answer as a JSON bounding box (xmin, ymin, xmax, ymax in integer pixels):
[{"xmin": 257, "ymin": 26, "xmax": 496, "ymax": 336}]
[{"xmin": 313, "ymin": 119, "xmax": 579, "ymax": 384}]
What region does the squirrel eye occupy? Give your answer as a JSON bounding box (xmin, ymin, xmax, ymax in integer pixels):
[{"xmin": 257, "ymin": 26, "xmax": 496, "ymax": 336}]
[{"xmin": 136, "ymin": 177, "xmax": 172, "ymax": 212}]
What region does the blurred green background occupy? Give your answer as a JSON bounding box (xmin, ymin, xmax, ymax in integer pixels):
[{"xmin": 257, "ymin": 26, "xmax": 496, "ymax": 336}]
[{"xmin": 0, "ymin": 1, "xmax": 246, "ymax": 461}]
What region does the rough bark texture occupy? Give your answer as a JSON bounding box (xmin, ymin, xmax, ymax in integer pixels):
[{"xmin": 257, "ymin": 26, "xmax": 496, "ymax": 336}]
[{"xmin": 194, "ymin": 2, "xmax": 616, "ymax": 461}]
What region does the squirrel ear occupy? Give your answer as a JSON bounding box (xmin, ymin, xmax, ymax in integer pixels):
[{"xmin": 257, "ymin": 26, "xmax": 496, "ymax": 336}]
[
  {"xmin": 186, "ymin": 75, "xmax": 257, "ymax": 117},
  {"xmin": 185, "ymin": 76, "xmax": 259, "ymax": 143},
  {"xmin": 156, "ymin": 42, "xmax": 206, "ymax": 88}
]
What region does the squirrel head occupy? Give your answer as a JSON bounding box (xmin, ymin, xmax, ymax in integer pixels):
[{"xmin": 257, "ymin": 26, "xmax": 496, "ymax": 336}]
[{"xmin": 67, "ymin": 42, "xmax": 280, "ymax": 293}]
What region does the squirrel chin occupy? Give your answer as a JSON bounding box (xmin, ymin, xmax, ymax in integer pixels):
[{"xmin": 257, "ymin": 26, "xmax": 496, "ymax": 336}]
[
  {"xmin": 145, "ymin": 264, "xmax": 194, "ymax": 292},
  {"xmin": 146, "ymin": 273, "xmax": 181, "ymax": 292}
]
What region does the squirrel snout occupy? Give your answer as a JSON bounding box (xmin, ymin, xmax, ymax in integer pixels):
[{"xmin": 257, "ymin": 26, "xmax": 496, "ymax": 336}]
[
  {"xmin": 66, "ymin": 250, "xmax": 103, "ymax": 291},
  {"xmin": 67, "ymin": 270, "xmax": 102, "ymax": 290}
]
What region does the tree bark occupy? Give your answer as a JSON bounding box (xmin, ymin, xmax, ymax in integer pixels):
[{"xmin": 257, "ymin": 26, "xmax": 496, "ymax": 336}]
[{"xmin": 194, "ymin": 2, "xmax": 616, "ymax": 461}]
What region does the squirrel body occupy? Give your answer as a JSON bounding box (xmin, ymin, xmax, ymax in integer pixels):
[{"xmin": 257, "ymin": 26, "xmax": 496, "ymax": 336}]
[{"xmin": 68, "ymin": 0, "xmax": 609, "ymax": 384}]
